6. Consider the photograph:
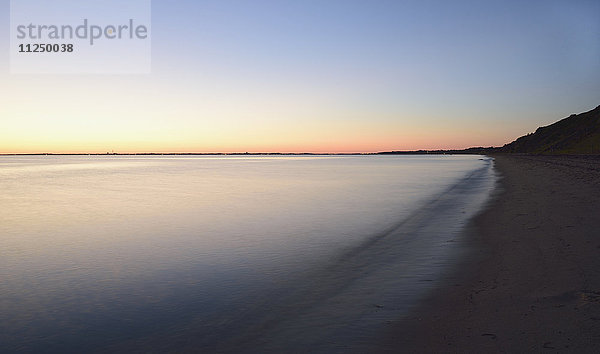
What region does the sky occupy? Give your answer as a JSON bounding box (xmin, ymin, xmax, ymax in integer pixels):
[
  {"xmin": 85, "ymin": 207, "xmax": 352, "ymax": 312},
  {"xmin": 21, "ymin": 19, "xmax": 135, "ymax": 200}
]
[{"xmin": 1, "ymin": 0, "xmax": 599, "ymax": 153}]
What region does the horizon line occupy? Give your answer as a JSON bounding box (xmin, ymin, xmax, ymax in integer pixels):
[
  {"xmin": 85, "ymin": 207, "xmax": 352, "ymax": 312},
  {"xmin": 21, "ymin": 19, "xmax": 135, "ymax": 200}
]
[{"xmin": 0, "ymin": 147, "xmax": 499, "ymax": 156}]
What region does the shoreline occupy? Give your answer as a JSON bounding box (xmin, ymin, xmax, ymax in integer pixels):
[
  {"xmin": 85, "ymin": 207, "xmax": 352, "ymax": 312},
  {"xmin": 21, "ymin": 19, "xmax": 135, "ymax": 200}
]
[
  {"xmin": 199, "ymin": 157, "xmax": 498, "ymax": 353},
  {"xmin": 384, "ymin": 154, "xmax": 600, "ymax": 352}
]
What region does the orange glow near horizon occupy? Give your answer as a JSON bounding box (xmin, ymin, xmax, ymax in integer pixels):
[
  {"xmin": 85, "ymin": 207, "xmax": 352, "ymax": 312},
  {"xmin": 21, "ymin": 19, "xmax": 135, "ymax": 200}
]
[
  {"xmin": 0, "ymin": 97, "xmax": 516, "ymax": 154},
  {"xmin": 0, "ymin": 133, "xmax": 511, "ymax": 155},
  {"xmin": 0, "ymin": 59, "xmax": 557, "ymax": 156}
]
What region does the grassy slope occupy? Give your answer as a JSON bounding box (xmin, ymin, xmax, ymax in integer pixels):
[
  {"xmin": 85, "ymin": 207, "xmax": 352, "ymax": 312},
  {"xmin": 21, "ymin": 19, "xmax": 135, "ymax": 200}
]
[{"xmin": 502, "ymin": 105, "xmax": 600, "ymax": 154}]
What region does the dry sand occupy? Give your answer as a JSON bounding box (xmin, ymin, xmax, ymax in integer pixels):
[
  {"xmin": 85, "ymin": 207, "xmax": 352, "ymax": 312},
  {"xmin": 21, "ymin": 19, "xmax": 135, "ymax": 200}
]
[{"xmin": 385, "ymin": 155, "xmax": 600, "ymax": 353}]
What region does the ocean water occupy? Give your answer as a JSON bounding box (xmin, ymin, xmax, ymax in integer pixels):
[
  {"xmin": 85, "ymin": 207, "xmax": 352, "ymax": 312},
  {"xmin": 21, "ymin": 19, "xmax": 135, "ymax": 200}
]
[{"xmin": 0, "ymin": 155, "xmax": 495, "ymax": 352}]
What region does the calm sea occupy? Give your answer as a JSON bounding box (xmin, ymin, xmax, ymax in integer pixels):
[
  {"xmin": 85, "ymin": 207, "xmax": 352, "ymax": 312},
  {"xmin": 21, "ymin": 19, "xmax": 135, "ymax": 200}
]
[{"xmin": 0, "ymin": 155, "xmax": 495, "ymax": 352}]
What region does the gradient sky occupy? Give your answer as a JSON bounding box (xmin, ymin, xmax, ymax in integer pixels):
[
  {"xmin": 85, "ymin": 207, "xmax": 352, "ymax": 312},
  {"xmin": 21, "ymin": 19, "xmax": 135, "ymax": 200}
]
[{"xmin": 1, "ymin": 0, "xmax": 599, "ymax": 153}]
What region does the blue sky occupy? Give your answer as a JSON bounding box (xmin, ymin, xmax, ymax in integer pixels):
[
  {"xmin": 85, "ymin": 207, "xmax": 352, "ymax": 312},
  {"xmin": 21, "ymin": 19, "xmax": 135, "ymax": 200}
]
[{"xmin": 1, "ymin": 0, "xmax": 599, "ymax": 153}]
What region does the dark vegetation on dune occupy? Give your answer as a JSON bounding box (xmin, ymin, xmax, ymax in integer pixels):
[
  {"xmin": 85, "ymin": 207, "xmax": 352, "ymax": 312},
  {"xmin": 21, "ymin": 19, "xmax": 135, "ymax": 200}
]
[
  {"xmin": 380, "ymin": 104, "xmax": 600, "ymax": 156},
  {"xmin": 501, "ymin": 105, "xmax": 600, "ymax": 155}
]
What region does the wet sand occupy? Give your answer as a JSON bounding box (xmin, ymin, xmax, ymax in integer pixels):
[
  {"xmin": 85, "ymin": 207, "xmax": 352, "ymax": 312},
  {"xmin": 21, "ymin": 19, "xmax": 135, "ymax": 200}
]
[{"xmin": 386, "ymin": 155, "xmax": 600, "ymax": 352}]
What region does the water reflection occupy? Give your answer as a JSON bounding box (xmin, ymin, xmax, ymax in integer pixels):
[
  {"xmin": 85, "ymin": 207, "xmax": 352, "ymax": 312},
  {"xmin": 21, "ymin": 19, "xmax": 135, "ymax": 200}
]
[{"xmin": 0, "ymin": 155, "xmax": 494, "ymax": 352}]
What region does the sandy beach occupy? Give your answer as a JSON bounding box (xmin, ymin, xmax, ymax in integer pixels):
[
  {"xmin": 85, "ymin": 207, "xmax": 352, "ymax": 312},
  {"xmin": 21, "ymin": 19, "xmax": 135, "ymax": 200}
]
[{"xmin": 385, "ymin": 154, "xmax": 600, "ymax": 352}]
